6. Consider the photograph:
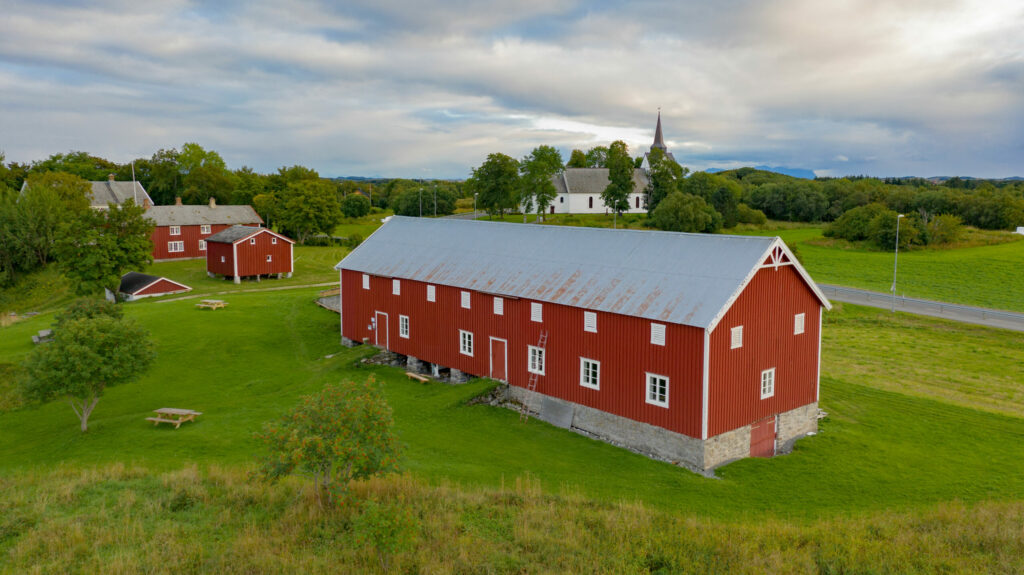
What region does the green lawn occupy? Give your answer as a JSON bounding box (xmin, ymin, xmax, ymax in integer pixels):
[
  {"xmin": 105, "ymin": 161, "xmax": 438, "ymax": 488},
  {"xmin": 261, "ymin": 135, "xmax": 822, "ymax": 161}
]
[
  {"xmin": 3, "ymin": 290, "xmax": 1024, "ymax": 521},
  {"xmin": 332, "ymin": 210, "xmax": 393, "ymax": 239}
]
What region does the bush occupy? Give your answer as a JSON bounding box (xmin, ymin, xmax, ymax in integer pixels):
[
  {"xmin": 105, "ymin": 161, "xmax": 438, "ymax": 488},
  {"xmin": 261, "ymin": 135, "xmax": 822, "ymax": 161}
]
[
  {"xmin": 736, "ymin": 204, "xmax": 767, "ymax": 225},
  {"xmin": 648, "ymin": 192, "xmax": 722, "ymax": 233},
  {"xmin": 824, "ymin": 203, "xmax": 890, "ymax": 241},
  {"xmin": 390, "ymin": 188, "xmax": 457, "ymax": 217},
  {"xmin": 926, "ymin": 214, "xmax": 964, "ymax": 244},
  {"xmin": 56, "ymin": 298, "xmax": 123, "ymax": 327},
  {"xmin": 344, "ymin": 234, "xmax": 363, "ymax": 250},
  {"xmin": 868, "ymin": 211, "xmax": 922, "ymax": 250},
  {"xmin": 353, "ymin": 498, "xmax": 419, "ymax": 572},
  {"xmin": 341, "ymin": 194, "xmax": 371, "ymax": 219}
]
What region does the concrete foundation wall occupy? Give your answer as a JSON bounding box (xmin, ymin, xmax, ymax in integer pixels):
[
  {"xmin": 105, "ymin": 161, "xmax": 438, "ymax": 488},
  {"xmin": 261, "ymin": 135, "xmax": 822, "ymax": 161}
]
[{"xmin": 703, "ymin": 424, "xmax": 751, "ymax": 469}]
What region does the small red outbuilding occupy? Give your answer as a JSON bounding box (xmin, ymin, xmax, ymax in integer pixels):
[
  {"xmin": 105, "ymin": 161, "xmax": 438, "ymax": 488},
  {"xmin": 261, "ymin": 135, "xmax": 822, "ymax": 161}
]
[
  {"xmin": 117, "ymin": 272, "xmax": 191, "ymax": 301},
  {"xmin": 205, "ymin": 226, "xmax": 294, "ymax": 284}
]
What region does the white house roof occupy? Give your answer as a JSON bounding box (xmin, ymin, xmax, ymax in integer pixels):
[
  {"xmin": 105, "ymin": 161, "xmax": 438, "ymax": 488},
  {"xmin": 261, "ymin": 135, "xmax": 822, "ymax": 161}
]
[{"xmin": 335, "ymin": 217, "xmax": 829, "ymax": 330}]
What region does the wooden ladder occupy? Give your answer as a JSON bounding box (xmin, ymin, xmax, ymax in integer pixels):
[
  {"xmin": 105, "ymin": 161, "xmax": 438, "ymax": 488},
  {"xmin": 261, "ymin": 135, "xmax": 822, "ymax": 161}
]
[{"xmin": 520, "ymin": 331, "xmax": 548, "ymax": 423}]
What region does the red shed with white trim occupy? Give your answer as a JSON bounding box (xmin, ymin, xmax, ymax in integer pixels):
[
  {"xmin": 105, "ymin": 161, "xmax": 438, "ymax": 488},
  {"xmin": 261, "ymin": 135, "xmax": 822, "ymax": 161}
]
[
  {"xmin": 334, "ymin": 217, "xmax": 830, "ymax": 471},
  {"xmin": 206, "ymin": 226, "xmax": 294, "ymax": 284}
]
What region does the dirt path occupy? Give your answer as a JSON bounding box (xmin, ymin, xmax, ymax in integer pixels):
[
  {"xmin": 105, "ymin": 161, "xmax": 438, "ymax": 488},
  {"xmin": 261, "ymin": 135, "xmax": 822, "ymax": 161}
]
[{"xmin": 157, "ymin": 282, "xmax": 337, "ymax": 303}]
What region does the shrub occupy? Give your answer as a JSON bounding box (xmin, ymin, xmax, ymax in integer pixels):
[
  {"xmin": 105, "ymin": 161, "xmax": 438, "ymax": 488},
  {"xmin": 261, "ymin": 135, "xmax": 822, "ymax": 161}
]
[
  {"xmin": 344, "ymin": 234, "xmax": 363, "ymax": 250},
  {"xmin": 736, "ymin": 204, "xmax": 767, "ymax": 225},
  {"xmin": 868, "ymin": 211, "xmax": 922, "ymax": 249},
  {"xmin": 55, "ymin": 298, "xmax": 123, "ymax": 327},
  {"xmin": 353, "ymin": 498, "xmax": 419, "ymax": 572},
  {"xmin": 926, "ymin": 214, "xmax": 964, "ymax": 245},
  {"xmin": 648, "ymin": 192, "xmax": 722, "ymax": 233},
  {"xmin": 341, "ymin": 194, "xmax": 371, "ymax": 219},
  {"xmin": 825, "ymin": 203, "xmax": 890, "ymax": 241}
]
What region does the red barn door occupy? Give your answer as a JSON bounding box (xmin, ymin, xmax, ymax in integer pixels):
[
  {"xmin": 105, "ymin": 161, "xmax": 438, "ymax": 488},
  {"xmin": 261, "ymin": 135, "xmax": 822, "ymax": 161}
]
[
  {"xmin": 374, "ymin": 311, "xmax": 389, "ymax": 349},
  {"xmin": 489, "ymin": 337, "xmax": 507, "ymax": 382},
  {"xmin": 750, "ymin": 416, "xmax": 776, "ymax": 458}
]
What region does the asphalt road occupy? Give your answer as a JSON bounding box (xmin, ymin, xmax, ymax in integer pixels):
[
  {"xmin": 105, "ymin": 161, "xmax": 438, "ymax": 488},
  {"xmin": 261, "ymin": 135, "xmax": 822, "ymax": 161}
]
[{"xmin": 818, "ymin": 284, "xmax": 1024, "ymax": 332}]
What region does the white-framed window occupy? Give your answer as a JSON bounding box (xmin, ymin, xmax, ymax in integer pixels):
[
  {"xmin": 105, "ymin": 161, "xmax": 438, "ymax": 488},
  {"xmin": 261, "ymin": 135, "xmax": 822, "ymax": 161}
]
[
  {"xmin": 167, "ymin": 241, "xmax": 184, "ymax": 253},
  {"xmin": 392, "ymin": 279, "xmax": 401, "ymax": 295},
  {"xmin": 650, "ymin": 323, "xmax": 666, "ymax": 346},
  {"xmin": 427, "ymin": 285, "xmax": 436, "ymax": 302},
  {"xmin": 646, "ymin": 373, "xmax": 669, "ymax": 407},
  {"xmin": 266, "ymin": 254, "xmax": 272, "ymax": 262},
  {"xmin": 794, "ymin": 313, "xmax": 805, "ymax": 335},
  {"xmin": 169, "ymin": 226, "xmax": 180, "ymax": 236},
  {"xmin": 584, "ymin": 311, "xmax": 597, "ymax": 333},
  {"xmin": 220, "ymin": 256, "xmax": 225, "ymax": 263},
  {"xmin": 761, "ymin": 368, "xmax": 775, "ymax": 399},
  {"xmin": 399, "ymin": 315, "xmax": 409, "ymax": 338},
  {"xmin": 528, "ymin": 346, "xmax": 545, "ymax": 375},
  {"xmin": 493, "ymin": 296, "xmax": 503, "ymax": 315},
  {"xmin": 731, "ymin": 326, "xmax": 743, "ymax": 349},
  {"xmin": 531, "ymin": 302, "xmax": 543, "ymax": 323},
  {"xmin": 461, "ymin": 291, "xmax": 471, "ymax": 309},
  {"xmin": 362, "ymin": 274, "xmax": 370, "ymax": 290},
  {"xmin": 580, "ymin": 358, "xmax": 600, "ymax": 390},
  {"xmin": 200, "ymin": 224, "xmax": 211, "ymax": 234},
  {"xmin": 198, "ymin": 240, "xmax": 206, "ymax": 251},
  {"xmin": 271, "ymin": 237, "xmax": 277, "ymax": 245},
  {"xmin": 460, "ymin": 330, "xmax": 473, "ymax": 356}
]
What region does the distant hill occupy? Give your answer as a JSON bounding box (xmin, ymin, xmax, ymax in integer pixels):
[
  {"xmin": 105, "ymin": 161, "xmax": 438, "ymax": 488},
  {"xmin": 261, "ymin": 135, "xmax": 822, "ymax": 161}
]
[{"xmin": 707, "ymin": 166, "xmax": 816, "ymax": 180}]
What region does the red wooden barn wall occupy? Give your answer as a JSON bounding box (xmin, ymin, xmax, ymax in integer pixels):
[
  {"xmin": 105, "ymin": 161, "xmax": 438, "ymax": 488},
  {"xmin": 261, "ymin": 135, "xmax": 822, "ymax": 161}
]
[
  {"xmin": 136, "ymin": 278, "xmax": 189, "ymax": 296},
  {"xmin": 707, "ymin": 262, "xmax": 821, "ymax": 437},
  {"xmin": 234, "ymin": 231, "xmax": 293, "ymax": 276},
  {"xmin": 206, "ymin": 241, "xmax": 235, "ymax": 276},
  {"xmin": 340, "ymin": 269, "xmax": 705, "ymax": 438},
  {"xmin": 151, "ymin": 224, "xmax": 255, "ymax": 260}
]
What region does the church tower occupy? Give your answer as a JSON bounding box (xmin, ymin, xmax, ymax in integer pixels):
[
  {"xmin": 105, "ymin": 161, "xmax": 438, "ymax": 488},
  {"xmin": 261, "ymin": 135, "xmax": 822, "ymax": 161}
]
[{"xmin": 642, "ymin": 110, "xmax": 676, "ymax": 170}]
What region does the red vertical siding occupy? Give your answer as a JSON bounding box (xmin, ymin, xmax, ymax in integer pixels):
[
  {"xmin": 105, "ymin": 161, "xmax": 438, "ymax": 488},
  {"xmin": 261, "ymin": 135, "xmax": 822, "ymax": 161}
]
[
  {"xmin": 206, "ymin": 242, "xmax": 236, "ymax": 276},
  {"xmin": 340, "ymin": 269, "xmax": 705, "ymax": 438},
  {"xmin": 707, "ymin": 264, "xmax": 821, "ymax": 437},
  {"xmin": 136, "ymin": 278, "xmax": 189, "ymax": 296},
  {"xmin": 151, "ymin": 224, "xmax": 253, "ymax": 260},
  {"xmin": 234, "ymin": 231, "xmax": 293, "ymax": 276}
]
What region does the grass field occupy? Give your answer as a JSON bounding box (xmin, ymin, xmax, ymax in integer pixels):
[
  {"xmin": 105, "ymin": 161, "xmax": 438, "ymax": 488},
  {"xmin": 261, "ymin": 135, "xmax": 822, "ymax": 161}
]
[{"xmin": 2, "ymin": 290, "xmax": 1024, "ymax": 571}]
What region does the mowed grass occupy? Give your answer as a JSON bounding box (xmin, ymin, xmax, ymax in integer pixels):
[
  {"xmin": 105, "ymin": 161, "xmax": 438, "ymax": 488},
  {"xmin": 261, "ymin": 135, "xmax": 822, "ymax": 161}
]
[
  {"xmin": 332, "ymin": 210, "xmax": 393, "ymax": 239},
  {"xmin": 3, "ymin": 291, "xmax": 1024, "ymax": 522}
]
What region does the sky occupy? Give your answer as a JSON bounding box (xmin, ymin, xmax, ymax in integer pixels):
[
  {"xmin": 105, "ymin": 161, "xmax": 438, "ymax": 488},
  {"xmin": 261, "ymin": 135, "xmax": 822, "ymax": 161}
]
[{"xmin": 1, "ymin": 0, "xmax": 1022, "ymax": 179}]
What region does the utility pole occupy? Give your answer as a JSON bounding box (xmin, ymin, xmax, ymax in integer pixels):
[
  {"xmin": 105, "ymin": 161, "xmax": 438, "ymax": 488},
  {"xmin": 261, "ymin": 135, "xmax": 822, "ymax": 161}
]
[
  {"xmin": 891, "ymin": 213, "xmax": 904, "ymax": 312},
  {"xmin": 418, "ymin": 189, "xmax": 422, "ymax": 217}
]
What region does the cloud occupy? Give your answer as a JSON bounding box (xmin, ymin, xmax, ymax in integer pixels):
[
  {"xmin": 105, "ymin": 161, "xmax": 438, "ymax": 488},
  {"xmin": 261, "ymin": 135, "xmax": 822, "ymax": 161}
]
[{"xmin": 0, "ymin": 0, "xmax": 1022, "ymax": 178}]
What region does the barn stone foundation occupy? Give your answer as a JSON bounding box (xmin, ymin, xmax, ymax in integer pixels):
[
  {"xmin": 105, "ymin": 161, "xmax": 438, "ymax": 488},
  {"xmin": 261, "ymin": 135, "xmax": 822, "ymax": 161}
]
[
  {"xmin": 341, "ymin": 336, "xmax": 359, "ymax": 348},
  {"xmin": 406, "ymin": 356, "xmax": 426, "ymax": 374},
  {"xmin": 449, "ymin": 369, "xmax": 470, "ymax": 384},
  {"xmin": 506, "ymin": 386, "xmax": 818, "ymax": 473}
]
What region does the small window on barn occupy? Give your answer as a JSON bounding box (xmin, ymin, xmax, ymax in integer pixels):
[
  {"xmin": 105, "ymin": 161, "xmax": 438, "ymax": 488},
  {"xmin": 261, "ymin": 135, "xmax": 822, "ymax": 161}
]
[
  {"xmin": 399, "ymin": 315, "xmax": 409, "ymax": 339},
  {"xmin": 528, "ymin": 346, "xmax": 545, "ymax": 375},
  {"xmin": 460, "ymin": 330, "xmax": 473, "ymax": 356},
  {"xmin": 170, "ymin": 226, "xmax": 180, "ymax": 236},
  {"xmin": 646, "ymin": 373, "xmax": 669, "ymax": 408},
  {"xmin": 635, "ymin": 196, "xmax": 640, "ymax": 208},
  {"xmin": 794, "ymin": 313, "xmax": 805, "ymax": 335},
  {"xmin": 250, "ymin": 238, "xmax": 256, "ymax": 245},
  {"xmin": 362, "ymin": 274, "xmax": 370, "ymax": 290},
  {"xmin": 584, "ymin": 311, "xmax": 597, "ymax": 333},
  {"xmin": 650, "ymin": 323, "xmax": 665, "ymax": 346},
  {"xmin": 266, "ymin": 254, "xmax": 272, "ymax": 262},
  {"xmin": 531, "ymin": 302, "xmax": 543, "ymax": 323},
  {"xmin": 198, "ymin": 240, "xmax": 206, "ymax": 251},
  {"xmin": 493, "ymin": 297, "xmax": 503, "ymax": 315},
  {"xmin": 272, "ymin": 237, "xmax": 277, "ymax": 245},
  {"xmin": 580, "ymin": 358, "xmax": 600, "ymax": 390},
  {"xmin": 427, "ymin": 285, "xmax": 436, "ymax": 302},
  {"xmin": 200, "ymin": 224, "xmax": 211, "ymax": 234},
  {"xmin": 461, "ymin": 291, "xmax": 471, "ymax": 309},
  {"xmin": 588, "ymin": 197, "xmax": 593, "ymax": 209},
  {"xmin": 730, "ymin": 326, "xmax": 743, "ymax": 349},
  {"xmin": 761, "ymin": 368, "xmax": 775, "ymax": 399},
  {"xmin": 392, "ymin": 279, "xmax": 401, "ymax": 296},
  {"xmin": 220, "ymin": 256, "xmax": 225, "ymax": 263}
]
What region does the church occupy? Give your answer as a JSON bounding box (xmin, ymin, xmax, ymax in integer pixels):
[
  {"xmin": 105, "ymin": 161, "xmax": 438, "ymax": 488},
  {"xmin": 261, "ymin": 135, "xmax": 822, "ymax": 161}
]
[{"xmin": 547, "ymin": 112, "xmax": 676, "ymax": 215}]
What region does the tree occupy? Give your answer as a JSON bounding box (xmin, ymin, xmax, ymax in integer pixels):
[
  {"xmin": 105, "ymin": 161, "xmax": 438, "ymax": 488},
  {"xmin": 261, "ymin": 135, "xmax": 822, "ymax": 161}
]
[
  {"xmin": 232, "ymin": 166, "xmax": 267, "ymax": 206},
  {"xmin": 601, "ymin": 140, "xmax": 634, "ymax": 228},
  {"xmin": 519, "ymin": 145, "xmax": 563, "ymax": 221},
  {"xmin": 256, "ymin": 378, "xmax": 401, "ymax": 507},
  {"xmin": 55, "ymin": 297, "xmax": 123, "ymax": 327},
  {"xmin": 147, "ymin": 148, "xmax": 183, "ymax": 205},
  {"xmin": 649, "ymin": 192, "xmax": 723, "ymax": 233},
  {"xmin": 54, "ymin": 200, "xmax": 154, "ymax": 295},
  {"xmin": 31, "ymin": 151, "xmax": 119, "ymax": 181},
  {"xmin": 679, "ymin": 172, "xmax": 741, "ymax": 228},
  {"xmin": 267, "ymin": 165, "xmax": 320, "ymax": 195},
  {"xmin": 22, "ymin": 315, "xmax": 154, "ymax": 432},
  {"xmin": 926, "ymin": 214, "xmax": 964, "ymax": 244},
  {"xmin": 390, "ymin": 187, "xmax": 456, "ymax": 217},
  {"xmin": 182, "ymin": 163, "xmax": 237, "ymax": 205},
  {"xmin": 341, "ymin": 193, "xmax": 371, "ymax": 218},
  {"xmin": 644, "ymin": 147, "xmax": 686, "ymax": 213},
  {"xmin": 466, "ymin": 153, "xmax": 519, "ymax": 217},
  {"xmin": 566, "ymin": 149, "xmax": 588, "ymax": 168},
  {"xmin": 252, "ymin": 193, "xmax": 277, "ymax": 228},
  {"xmin": 17, "ymin": 172, "xmax": 92, "ymax": 267},
  {"xmin": 584, "ymin": 146, "xmax": 609, "ymax": 168},
  {"xmin": 276, "ymin": 179, "xmax": 343, "ymax": 244},
  {"xmin": 869, "ymin": 211, "xmax": 921, "ymax": 249}
]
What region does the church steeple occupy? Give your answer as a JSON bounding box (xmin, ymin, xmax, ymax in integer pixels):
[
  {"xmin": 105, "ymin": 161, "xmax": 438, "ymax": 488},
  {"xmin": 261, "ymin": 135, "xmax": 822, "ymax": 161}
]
[{"xmin": 652, "ymin": 109, "xmax": 667, "ymax": 152}]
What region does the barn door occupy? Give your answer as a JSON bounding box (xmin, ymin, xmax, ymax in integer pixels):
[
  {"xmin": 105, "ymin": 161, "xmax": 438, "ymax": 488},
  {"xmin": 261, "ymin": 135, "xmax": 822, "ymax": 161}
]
[
  {"xmin": 489, "ymin": 337, "xmax": 507, "ymax": 382},
  {"xmin": 750, "ymin": 415, "xmax": 776, "ymax": 458},
  {"xmin": 374, "ymin": 311, "xmax": 389, "ymax": 349}
]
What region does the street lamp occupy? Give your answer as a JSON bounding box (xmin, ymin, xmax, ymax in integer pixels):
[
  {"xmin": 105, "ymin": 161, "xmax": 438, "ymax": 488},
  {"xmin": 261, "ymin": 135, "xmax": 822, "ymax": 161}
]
[
  {"xmin": 433, "ymin": 185, "xmax": 437, "ymax": 217},
  {"xmin": 891, "ymin": 213, "xmax": 904, "ymax": 312},
  {"xmin": 474, "ymin": 193, "xmax": 478, "ymax": 218},
  {"xmin": 418, "ymin": 188, "xmax": 422, "ymax": 217}
]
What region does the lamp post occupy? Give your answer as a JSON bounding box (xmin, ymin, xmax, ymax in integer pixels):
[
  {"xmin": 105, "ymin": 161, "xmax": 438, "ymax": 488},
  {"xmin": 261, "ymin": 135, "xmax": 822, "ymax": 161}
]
[
  {"xmin": 433, "ymin": 185, "xmax": 437, "ymax": 217},
  {"xmin": 474, "ymin": 193, "xmax": 478, "ymax": 218},
  {"xmin": 418, "ymin": 188, "xmax": 422, "ymax": 218},
  {"xmin": 891, "ymin": 213, "xmax": 904, "ymax": 312}
]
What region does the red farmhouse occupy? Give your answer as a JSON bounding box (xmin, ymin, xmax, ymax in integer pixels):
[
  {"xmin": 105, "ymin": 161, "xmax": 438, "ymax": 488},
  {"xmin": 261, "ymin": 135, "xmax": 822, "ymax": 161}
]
[
  {"xmin": 206, "ymin": 226, "xmax": 294, "ymax": 284},
  {"xmin": 335, "ymin": 217, "xmax": 831, "ymax": 471},
  {"xmin": 146, "ymin": 198, "xmax": 263, "ymax": 261}
]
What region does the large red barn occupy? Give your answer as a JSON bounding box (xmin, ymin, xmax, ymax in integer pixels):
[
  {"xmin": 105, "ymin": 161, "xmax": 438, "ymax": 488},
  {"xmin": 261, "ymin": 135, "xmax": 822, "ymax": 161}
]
[
  {"xmin": 206, "ymin": 226, "xmax": 294, "ymax": 283},
  {"xmin": 335, "ymin": 217, "xmax": 831, "ymax": 471},
  {"xmin": 146, "ymin": 198, "xmax": 263, "ymax": 261}
]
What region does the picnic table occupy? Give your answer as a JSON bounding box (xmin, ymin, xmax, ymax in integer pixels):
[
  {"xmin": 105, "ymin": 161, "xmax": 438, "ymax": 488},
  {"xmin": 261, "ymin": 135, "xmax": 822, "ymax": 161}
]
[
  {"xmin": 195, "ymin": 299, "xmax": 228, "ymax": 310},
  {"xmin": 146, "ymin": 408, "xmax": 203, "ymax": 429},
  {"xmin": 31, "ymin": 329, "xmax": 54, "ymax": 344}
]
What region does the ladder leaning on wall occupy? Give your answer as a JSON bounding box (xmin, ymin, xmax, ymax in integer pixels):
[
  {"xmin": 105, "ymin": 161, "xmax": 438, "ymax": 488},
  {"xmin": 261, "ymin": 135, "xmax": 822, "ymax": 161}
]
[{"xmin": 520, "ymin": 330, "xmax": 548, "ymax": 423}]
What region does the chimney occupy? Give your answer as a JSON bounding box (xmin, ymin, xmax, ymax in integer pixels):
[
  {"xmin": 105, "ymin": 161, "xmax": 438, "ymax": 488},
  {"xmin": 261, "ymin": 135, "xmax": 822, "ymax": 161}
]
[
  {"xmin": 108, "ymin": 174, "xmax": 116, "ymax": 181},
  {"xmin": 174, "ymin": 197, "xmax": 183, "ymax": 206},
  {"xmin": 143, "ymin": 198, "xmax": 152, "ymax": 209},
  {"xmin": 209, "ymin": 197, "xmax": 217, "ymax": 208}
]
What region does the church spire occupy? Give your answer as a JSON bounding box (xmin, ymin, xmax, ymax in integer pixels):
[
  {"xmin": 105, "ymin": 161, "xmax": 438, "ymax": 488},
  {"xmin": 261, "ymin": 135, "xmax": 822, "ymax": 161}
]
[{"xmin": 652, "ymin": 109, "xmax": 667, "ymax": 151}]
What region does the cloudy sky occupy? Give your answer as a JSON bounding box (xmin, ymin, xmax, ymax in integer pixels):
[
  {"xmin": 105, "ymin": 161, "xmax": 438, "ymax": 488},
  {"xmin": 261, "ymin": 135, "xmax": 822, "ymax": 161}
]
[{"xmin": 1, "ymin": 0, "xmax": 1022, "ymax": 179}]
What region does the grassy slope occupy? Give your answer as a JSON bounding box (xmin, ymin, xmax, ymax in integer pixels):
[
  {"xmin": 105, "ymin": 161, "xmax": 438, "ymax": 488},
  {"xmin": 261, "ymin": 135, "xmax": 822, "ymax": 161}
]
[{"xmin": 2, "ymin": 291, "xmax": 1024, "ymax": 521}]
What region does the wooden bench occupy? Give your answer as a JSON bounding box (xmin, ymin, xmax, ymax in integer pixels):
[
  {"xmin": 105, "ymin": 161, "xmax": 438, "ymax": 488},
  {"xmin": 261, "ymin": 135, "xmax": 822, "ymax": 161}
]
[
  {"xmin": 147, "ymin": 408, "xmax": 202, "ymax": 428},
  {"xmin": 195, "ymin": 299, "xmax": 228, "ymax": 310},
  {"xmin": 405, "ymin": 371, "xmax": 429, "ymax": 383}
]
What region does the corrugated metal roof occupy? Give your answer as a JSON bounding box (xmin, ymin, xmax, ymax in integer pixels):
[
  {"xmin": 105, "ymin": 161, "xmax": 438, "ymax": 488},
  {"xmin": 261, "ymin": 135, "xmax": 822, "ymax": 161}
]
[
  {"xmin": 146, "ymin": 205, "xmax": 262, "ymax": 226},
  {"xmin": 335, "ymin": 217, "xmax": 790, "ymax": 329}
]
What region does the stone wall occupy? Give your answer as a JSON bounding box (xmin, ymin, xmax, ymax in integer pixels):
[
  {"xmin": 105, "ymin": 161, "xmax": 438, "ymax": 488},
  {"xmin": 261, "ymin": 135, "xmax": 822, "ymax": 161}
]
[
  {"xmin": 776, "ymin": 402, "xmax": 818, "ymax": 453},
  {"xmin": 703, "ymin": 424, "xmax": 752, "ymax": 469}
]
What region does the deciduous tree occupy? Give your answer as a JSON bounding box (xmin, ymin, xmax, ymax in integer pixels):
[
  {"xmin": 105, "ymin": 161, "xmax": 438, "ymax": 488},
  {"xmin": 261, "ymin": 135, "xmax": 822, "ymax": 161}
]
[
  {"xmin": 601, "ymin": 140, "xmax": 634, "ymax": 228},
  {"xmin": 644, "ymin": 147, "xmax": 685, "ymax": 213},
  {"xmin": 566, "ymin": 149, "xmax": 588, "ymax": 168},
  {"xmin": 276, "ymin": 179, "xmax": 343, "ymax": 244},
  {"xmin": 649, "ymin": 192, "xmax": 722, "ymax": 233},
  {"xmin": 467, "ymin": 153, "xmax": 519, "ymax": 218},
  {"xmin": 54, "ymin": 200, "xmax": 154, "ymax": 295},
  {"xmin": 519, "ymin": 145, "xmax": 563, "ymax": 221}
]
